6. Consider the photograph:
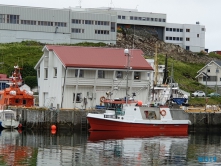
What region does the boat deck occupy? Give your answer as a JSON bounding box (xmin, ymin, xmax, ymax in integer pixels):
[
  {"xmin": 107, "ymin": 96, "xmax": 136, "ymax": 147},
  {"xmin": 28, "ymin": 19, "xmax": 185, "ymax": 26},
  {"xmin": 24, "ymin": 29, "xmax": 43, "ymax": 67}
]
[{"xmin": 184, "ymin": 106, "xmax": 221, "ymax": 113}]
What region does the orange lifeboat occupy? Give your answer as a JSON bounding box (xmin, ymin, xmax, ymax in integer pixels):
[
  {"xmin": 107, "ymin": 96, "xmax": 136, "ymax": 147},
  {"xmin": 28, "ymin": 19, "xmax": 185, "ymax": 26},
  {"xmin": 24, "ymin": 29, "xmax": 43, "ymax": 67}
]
[{"xmin": 0, "ymin": 65, "xmax": 34, "ymax": 108}]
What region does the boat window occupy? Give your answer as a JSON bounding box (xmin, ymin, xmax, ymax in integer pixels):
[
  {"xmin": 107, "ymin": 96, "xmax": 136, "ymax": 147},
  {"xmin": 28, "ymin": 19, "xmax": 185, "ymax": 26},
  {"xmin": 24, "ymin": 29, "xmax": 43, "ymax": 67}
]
[
  {"xmin": 5, "ymin": 113, "xmax": 14, "ymax": 119},
  {"xmin": 23, "ymin": 100, "xmax": 27, "ymax": 105}
]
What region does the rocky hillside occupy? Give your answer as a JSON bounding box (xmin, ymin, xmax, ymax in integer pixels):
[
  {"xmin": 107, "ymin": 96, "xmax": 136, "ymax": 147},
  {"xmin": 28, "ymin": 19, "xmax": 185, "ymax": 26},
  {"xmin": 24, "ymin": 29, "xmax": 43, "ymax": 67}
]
[{"xmin": 114, "ymin": 29, "xmax": 214, "ymax": 64}]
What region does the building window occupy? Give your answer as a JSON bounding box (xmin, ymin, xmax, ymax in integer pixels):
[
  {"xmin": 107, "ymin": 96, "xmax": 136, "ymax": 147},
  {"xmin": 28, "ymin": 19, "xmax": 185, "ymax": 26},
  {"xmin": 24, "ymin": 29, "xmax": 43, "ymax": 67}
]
[
  {"xmin": 0, "ymin": 14, "xmax": 5, "ymax": 23},
  {"xmin": 186, "ymin": 46, "xmax": 190, "ymax": 50},
  {"xmin": 7, "ymin": 15, "xmax": 19, "ymax": 24},
  {"xmin": 180, "ymin": 29, "xmax": 183, "ymax": 32},
  {"xmin": 72, "ymin": 19, "xmax": 81, "ymax": 24},
  {"xmin": 202, "ymin": 28, "xmax": 205, "ymax": 31},
  {"xmin": 197, "ymin": 34, "xmax": 199, "ymax": 37},
  {"xmin": 180, "ymin": 37, "xmax": 183, "ymax": 41},
  {"xmin": 173, "ymin": 37, "xmax": 176, "ymax": 40},
  {"xmin": 176, "ymin": 37, "xmax": 179, "ymax": 41},
  {"xmin": 146, "ymin": 17, "xmax": 149, "ymax": 21},
  {"xmin": 44, "ymin": 68, "xmax": 48, "ymax": 79},
  {"xmin": 54, "ymin": 68, "xmax": 57, "ymax": 77},
  {"xmin": 55, "ymin": 22, "xmax": 67, "ymax": 27},
  {"xmin": 122, "ymin": 16, "xmax": 125, "ymax": 19},
  {"xmin": 170, "ymin": 28, "xmax": 172, "ymax": 31},
  {"xmin": 173, "ymin": 28, "xmax": 176, "ymax": 32},
  {"xmin": 95, "ymin": 30, "xmax": 109, "ymax": 35},
  {"xmin": 186, "ymin": 37, "xmax": 190, "ymax": 41},
  {"xmin": 151, "ymin": 18, "xmax": 154, "ymax": 21},
  {"xmin": 111, "ymin": 22, "xmax": 115, "ymax": 32},
  {"xmin": 72, "ymin": 28, "xmax": 84, "ymax": 33},
  {"xmin": 38, "ymin": 21, "xmax": 53, "ymax": 26},
  {"xmin": 134, "ymin": 17, "xmax": 137, "ymax": 20},
  {"xmin": 186, "ymin": 29, "xmax": 190, "ymax": 32},
  {"xmin": 116, "ymin": 71, "xmax": 123, "ymax": 78},
  {"xmin": 166, "ymin": 37, "xmax": 169, "ymax": 40},
  {"xmin": 176, "ymin": 28, "xmax": 179, "ymax": 32},
  {"xmin": 207, "ymin": 69, "xmax": 210, "ymax": 73},
  {"xmin": 118, "ymin": 15, "xmax": 121, "ymax": 19},
  {"xmin": 37, "ymin": 68, "xmax": 40, "ymax": 78},
  {"xmin": 73, "ymin": 93, "xmax": 82, "ymax": 103},
  {"xmin": 75, "ymin": 69, "xmax": 84, "ymax": 77},
  {"xmin": 98, "ymin": 70, "xmax": 105, "ymax": 78},
  {"xmin": 21, "ymin": 20, "xmax": 36, "ymax": 25},
  {"xmin": 159, "ymin": 18, "xmax": 161, "ymax": 22},
  {"xmin": 162, "ymin": 19, "xmax": 166, "ymax": 22},
  {"xmin": 134, "ymin": 72, "xmax": 140, "ymax": 80},
  {"xmin": 130, "ymin": 16, "xmax": 133, "ymax": 20}
]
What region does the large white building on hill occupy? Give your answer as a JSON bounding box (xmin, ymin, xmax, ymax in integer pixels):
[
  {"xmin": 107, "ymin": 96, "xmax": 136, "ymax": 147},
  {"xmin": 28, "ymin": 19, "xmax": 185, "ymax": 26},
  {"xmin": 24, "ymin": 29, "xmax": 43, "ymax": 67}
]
[{"xmin": 0, "ymin": 4, "xmax": 205, "ymax": 52}]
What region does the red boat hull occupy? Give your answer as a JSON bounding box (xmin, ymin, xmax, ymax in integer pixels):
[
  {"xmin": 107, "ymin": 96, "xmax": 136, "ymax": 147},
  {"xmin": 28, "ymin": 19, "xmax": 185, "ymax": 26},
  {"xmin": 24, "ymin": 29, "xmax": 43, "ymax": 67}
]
[{"xmin": 87, "ymin": 117, "xmax": 189, "ymax": 133}]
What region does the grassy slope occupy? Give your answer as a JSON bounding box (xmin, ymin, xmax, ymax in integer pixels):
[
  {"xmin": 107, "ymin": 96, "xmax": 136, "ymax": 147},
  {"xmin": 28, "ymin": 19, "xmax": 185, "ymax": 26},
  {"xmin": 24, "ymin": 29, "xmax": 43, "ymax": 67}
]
[{"xmin": 0, "ymin": 41, "xmax": 220, "ymax": 105}]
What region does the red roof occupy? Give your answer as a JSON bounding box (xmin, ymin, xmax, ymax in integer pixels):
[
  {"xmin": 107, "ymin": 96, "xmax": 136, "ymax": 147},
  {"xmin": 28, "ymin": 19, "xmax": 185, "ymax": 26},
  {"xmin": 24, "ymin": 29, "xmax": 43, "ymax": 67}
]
[{"xmin": 45, "ymin": 45, "xmax": 153, "ymax": 70}]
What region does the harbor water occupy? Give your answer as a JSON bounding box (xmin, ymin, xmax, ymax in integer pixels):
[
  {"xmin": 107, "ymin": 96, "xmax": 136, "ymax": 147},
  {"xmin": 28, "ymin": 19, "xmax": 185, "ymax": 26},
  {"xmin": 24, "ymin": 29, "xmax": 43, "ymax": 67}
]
[{"xmin": 0, "ymin": 129, "xmax": 221, "ymax": 166}]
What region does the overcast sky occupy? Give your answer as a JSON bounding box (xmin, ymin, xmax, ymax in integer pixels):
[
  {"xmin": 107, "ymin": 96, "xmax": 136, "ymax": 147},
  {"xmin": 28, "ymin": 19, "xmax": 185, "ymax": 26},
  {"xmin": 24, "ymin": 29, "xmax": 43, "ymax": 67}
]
[{"xmin": 1, "ymin": 0, "xmax": 220, "ymax": 52}]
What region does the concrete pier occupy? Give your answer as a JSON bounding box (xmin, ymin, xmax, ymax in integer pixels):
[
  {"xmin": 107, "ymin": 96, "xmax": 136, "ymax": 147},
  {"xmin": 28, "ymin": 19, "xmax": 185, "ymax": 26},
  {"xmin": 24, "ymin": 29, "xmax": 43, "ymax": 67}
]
[{"xmin": 9, "ymin": 107, "xmax": 221, "ymax": 131}]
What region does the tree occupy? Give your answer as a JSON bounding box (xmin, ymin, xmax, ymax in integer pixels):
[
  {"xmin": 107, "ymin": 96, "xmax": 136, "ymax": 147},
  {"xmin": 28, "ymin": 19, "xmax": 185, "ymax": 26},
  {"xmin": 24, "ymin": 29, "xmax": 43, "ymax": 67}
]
[{"xmin": 24, "ymin": 76, "xmax": 37, "ymax": 89}]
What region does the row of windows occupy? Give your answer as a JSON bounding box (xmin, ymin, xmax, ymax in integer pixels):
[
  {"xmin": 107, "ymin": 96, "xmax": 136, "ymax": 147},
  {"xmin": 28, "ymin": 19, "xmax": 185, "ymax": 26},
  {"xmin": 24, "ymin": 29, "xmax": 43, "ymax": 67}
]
[
  {"xmin": 166, "ymin": 36, "xmax": 183, "ymax": 41},
  {"xmin": 95, "ymin": 30, "xmax": 109, "ymax": 34},
  {"xmin": 72, "ymin": 28, "xmax": 84, "ymax": 33},
  {"xmin": 44, "ymin": 68, "xmax": 141, "ymax": 80},
  {"xmin": 72, "ymin": 19, "xmax": 110, "ymax": 26},
  {"xmin": 166, "ymin": 28, "xmax": 184, "ymax": 32},
  {"xmin": 117, "ymin": 15, "xmax": 166, "ymax": 22},
  {"xmin": 0, "ymin": 14, "xmax": 67, "ymax": 27}
]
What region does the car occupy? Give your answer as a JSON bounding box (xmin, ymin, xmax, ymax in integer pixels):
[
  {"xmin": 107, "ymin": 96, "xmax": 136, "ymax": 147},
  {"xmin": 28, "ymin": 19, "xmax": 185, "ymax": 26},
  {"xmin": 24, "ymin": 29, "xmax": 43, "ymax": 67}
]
[
  {"xmin": 192, "ymin": 91, "xmax": 205, "ymax": 97},
  {"xmin": 207, "ymin": 92, "xmax": 220, "ymax": 97}
]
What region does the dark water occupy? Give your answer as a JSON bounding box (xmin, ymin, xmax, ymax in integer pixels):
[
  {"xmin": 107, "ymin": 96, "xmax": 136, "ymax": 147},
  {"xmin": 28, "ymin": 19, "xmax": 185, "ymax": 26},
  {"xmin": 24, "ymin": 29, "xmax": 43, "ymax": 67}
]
[{"xmin": 0, "ymin": 129, "xmax": 221, "ymax": 166}]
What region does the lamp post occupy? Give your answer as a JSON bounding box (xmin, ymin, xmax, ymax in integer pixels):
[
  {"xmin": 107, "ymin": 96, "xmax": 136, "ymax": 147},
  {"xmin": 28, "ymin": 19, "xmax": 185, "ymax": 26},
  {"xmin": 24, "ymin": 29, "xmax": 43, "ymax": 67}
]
[{"xmin": 124, "ymin": 49, "xmax": 130, "ymax": 106}]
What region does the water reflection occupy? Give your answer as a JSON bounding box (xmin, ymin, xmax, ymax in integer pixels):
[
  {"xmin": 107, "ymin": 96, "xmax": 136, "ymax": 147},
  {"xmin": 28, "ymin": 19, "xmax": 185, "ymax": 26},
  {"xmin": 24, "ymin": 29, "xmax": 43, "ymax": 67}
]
[{"xmin": 0, "ymin": 129, "xmax": 221, "ymax": 165}]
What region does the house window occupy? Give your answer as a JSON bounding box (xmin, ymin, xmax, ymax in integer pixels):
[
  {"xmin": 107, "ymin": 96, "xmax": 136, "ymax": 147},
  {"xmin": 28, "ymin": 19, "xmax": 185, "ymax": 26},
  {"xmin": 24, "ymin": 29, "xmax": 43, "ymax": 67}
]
[
  {"xmin": 44, "ymin": 68, "xmax": 48, "ymax": 79},
  {"xmin": 37, "ymin": 68, "xmax": 40, "ymax": 78},
  {"xmin": 202, "ymin": 28, "xmax": 205, "ymax": 31},
  {"xmin": 98, "ymin": 70, "xmax": 105, "ymax": 78},
  {"xmin": 207, "ymin": 69, "xmax": 210, "ymax": 73},
  {"xmin": 166, "ymin": 28, "xmax": 169, "ymax": 31},
  {"xmin": 134, "ymin": 72, "xmax": 140, "ymax": 80},
  {"xmin": 180, "ymin": 29, "xmax": 183, "ymax": 32},
  {"xmin": 75, "ymin": 69, "xmax": 84, "ymax": 77},
  {"xmin": 197, "ymin": 34, "xmax": 199, "ymax": 37},
  {"xmin": 130, "ymin": 16, "xmax": 133, "ymax": 20},
  {"xmin": 180, "ymin": 37, "xmax": 183, "ymax": 41},
  {"xmin": 173, "ymin": 28, "xmax": 176, "ymax": 32},
  {"xmin": 118, "ymin": 15, "xmax": 121, "ymax": 19},
  {"xmin": 186, "ymin": 37, "xmax": 190, "ymax": 41},
  {"xmin": 116, "ymin": 71, "xmax": 123, "ymax": 78},
  {"xmin": 122, "ymin": 16, "xmax": 126, "ymax": 19},
  {"xmin": 186, "ymin": 46, "xmax": 190, "ymax": 50},
  {"xmin": 73, "ymin": 93, "xmax": 82, "ymax": 103},
  {"xmin": 186, "ymin": 29, "xmax": 190, "ymax": 32},
  {"xmin": 54, "ymin": 68, "xmax": 57, "ymax": 77}
]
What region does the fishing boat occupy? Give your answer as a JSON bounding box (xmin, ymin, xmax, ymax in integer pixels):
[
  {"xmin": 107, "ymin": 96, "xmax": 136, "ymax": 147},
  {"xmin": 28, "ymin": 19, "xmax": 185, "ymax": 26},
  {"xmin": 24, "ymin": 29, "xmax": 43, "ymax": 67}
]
[
  {"xmin": 87, "ymin": 49, "xmax": 191, "ymax": 133},
  {"xmin": 0, "ymin": 109, "xmax": 19, "ymax": 128}
]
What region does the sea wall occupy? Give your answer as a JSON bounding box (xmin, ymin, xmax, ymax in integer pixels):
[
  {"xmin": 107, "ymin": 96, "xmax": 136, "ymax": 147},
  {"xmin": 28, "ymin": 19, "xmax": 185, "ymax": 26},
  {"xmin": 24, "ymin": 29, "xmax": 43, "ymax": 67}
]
[{"xmin": 10, "ymin": 107, "xmax": 221, "ymax": 131}]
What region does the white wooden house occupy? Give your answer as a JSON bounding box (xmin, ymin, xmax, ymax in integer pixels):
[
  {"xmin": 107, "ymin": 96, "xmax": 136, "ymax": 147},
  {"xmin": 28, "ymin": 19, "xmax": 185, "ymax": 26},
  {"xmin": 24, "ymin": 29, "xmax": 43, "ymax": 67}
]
[
  {"xmin": 196, "ymin": 60, "xmax": 221, "ymax": 91},
  {"xmin": 34, "ymin": 45, "xmax": 153, "ymax": 109}
]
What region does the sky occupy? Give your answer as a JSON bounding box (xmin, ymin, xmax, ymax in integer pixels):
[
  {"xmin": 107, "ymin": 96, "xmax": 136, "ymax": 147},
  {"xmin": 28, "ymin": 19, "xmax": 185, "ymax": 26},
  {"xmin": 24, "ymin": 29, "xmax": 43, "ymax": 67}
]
[{"xmin": 1, "ymin": 0, "xmax": 221, "ymax": 52}]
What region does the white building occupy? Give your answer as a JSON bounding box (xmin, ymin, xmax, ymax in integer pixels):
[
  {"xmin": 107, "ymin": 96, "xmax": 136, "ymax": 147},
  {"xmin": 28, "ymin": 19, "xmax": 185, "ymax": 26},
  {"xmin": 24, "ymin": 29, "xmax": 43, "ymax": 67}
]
[
  {"xmin": 196, "ymin": 60, "xmax": 221, "ymax": 91},
  {"xmin": 34, "ymin": 45, "xmax": 153, "ymax": 109},
  {"xmin": 165, "ymin": 23, "xmax": 205, "ymax": 52},
  {"xmin": 0, "ymin": 4, "xmax": 205, "ymax": 52}
]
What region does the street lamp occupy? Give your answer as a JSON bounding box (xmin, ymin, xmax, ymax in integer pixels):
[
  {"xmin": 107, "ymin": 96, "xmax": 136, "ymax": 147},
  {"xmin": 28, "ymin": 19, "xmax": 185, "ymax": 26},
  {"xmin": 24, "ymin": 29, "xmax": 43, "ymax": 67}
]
[{"xmin": 124, "ymin": 49, "xmax": 130, "ymax": 106}]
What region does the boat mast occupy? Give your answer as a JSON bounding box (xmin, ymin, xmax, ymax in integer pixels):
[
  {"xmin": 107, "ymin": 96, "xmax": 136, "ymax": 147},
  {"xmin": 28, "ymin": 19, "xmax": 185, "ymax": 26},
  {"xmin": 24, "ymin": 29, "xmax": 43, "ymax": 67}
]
[{"xmin": 124, "ymin": 49, "xmax": 130, "ymax": 106}]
